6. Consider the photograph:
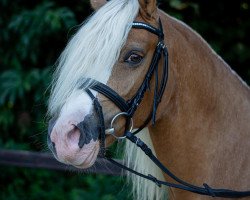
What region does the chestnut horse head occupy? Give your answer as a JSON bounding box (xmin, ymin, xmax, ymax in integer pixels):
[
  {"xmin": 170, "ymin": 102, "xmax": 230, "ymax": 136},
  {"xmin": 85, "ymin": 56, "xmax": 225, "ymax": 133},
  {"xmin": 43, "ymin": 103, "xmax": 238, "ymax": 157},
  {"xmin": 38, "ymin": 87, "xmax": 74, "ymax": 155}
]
[
  {"xmin": 48, "ymin": 0, "xmax": 250, "ymax": 199},
  {"xmin": 48, "ymin": 0, "xmax": 161, "ymax": 165}
]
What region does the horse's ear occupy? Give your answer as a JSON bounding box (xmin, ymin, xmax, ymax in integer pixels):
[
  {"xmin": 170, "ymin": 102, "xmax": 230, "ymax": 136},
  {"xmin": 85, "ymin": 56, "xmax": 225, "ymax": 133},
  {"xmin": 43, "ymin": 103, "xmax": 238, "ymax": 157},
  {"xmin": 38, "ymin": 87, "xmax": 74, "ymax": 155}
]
[
  {"xmin": 138, "ymin": 0, "xmax": 158, "ymax": 21},
  {"xmin": 90, "ymin": 0, "xmax": 107, "ymax": 10}
]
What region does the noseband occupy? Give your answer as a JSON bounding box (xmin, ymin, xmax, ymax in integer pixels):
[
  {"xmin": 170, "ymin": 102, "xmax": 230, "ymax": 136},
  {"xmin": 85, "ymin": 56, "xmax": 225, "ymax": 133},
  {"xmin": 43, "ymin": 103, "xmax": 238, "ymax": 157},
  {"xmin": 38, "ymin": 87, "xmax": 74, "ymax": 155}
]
[{"xmin": 83, "ymin": 19, "xmax": 250, "ymax": 198}]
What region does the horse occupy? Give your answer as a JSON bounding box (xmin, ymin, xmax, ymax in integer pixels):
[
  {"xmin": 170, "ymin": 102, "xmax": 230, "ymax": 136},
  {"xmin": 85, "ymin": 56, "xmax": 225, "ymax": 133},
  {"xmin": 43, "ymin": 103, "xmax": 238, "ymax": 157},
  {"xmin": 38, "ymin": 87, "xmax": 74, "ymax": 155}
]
[{"xmin": 47, "ymin": 0, "xmax": 250, "ymax": 199}]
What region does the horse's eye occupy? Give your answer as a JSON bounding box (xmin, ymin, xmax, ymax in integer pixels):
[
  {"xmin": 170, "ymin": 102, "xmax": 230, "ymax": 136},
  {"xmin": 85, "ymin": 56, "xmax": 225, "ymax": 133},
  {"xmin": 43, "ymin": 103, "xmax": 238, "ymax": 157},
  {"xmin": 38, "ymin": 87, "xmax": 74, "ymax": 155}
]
[{"xmin": 124, "ymin": 52, "xmax": 143, "ymax": 65}]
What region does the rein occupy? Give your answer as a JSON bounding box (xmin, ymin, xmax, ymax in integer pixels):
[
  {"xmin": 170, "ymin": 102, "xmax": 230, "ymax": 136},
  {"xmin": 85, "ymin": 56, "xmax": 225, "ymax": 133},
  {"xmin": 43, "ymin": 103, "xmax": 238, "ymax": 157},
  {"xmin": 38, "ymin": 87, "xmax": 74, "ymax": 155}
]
[{"xmin": 84, "ymin": 19, "xmax": 250, "ymax": 198}]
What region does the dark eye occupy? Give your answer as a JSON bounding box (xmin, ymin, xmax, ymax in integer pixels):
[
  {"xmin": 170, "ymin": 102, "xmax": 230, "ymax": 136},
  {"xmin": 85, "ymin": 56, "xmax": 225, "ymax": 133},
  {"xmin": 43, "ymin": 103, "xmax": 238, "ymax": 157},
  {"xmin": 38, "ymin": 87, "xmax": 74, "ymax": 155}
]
[{"xmin": 124, "ymin": 52, "xmax": 143, "ymax": 65}]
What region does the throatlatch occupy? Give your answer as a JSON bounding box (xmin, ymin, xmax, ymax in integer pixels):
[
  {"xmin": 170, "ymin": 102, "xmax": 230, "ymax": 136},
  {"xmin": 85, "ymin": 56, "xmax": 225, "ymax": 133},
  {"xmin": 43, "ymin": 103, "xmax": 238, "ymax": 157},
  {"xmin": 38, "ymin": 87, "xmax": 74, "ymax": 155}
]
[{"xmin": 84, "ymin": 19, "xmax": 250, "ymax": 198}]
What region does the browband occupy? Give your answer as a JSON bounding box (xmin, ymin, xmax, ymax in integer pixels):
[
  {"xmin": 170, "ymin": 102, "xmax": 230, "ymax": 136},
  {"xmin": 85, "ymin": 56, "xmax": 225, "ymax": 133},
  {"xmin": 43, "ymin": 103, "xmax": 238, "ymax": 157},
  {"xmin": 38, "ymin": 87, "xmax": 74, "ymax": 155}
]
[{"xmin": 132, "ymin": 21, "xmax": 164, "ymax": 39}]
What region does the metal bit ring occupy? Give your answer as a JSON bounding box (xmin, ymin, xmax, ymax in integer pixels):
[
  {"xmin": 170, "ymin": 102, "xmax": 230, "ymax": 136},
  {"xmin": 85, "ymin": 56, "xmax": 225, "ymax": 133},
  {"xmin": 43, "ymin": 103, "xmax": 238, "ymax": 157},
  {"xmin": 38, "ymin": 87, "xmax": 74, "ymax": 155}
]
[{"xmin": 105, "ymin": 112, "xmax": 133, "ymax": 139}]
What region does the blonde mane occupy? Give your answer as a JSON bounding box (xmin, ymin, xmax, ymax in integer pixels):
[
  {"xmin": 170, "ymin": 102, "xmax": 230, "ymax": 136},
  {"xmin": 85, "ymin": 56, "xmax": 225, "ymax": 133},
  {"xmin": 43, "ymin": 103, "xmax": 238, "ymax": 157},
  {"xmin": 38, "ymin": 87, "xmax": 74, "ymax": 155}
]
[
  {"xmin": 48, "ymin": 0, "xmax": 168, "ymax": 199},
  {"xmin": 124, "ymin": 128, "xmax": 167, "ymax": 200},
  {"xmin": 48, "ymin": 0, "xmax": 139, "ymax": 116}
]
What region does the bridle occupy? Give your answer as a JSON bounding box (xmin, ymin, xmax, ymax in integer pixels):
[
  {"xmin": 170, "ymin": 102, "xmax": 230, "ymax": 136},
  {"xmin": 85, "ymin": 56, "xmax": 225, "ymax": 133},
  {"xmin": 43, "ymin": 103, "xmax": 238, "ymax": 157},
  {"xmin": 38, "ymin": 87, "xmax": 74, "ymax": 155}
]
[
  {"xmin": 82, "ymin": 19, "xmax": 250, "ymax": 198},
  {"xmin": 85, "ymin": 19, "xmax": 168, "ymax": 136}
]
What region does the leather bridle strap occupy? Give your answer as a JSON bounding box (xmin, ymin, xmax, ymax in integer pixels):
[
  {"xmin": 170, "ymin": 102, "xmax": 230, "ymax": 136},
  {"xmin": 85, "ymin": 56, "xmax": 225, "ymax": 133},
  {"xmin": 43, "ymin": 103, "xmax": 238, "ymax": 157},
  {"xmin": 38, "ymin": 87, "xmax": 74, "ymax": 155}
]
[
  {"xmin": 132, "ymin": 21, "xmax": 164, "ymax": 40},
  {"xmin": 89, "ymin": 19, "xmax": 168, "ymax": 134},
  {"xmin": 127, "ymin": 19, "xmax": 166, "ymax": 120},
  {"xmin": 132, "ymin": 43, "xmax": 168, "ymax": 134},
  {"xmin": 108, "ymin": 131, "xmax": 250, "ymax": 198},
  {"xmin": 82, "ymin": 20, "xmax": 167, "ymax": 159},
  {"xmin": 90, "ymin": 82, "xmax": 129, "ymax": 112}
]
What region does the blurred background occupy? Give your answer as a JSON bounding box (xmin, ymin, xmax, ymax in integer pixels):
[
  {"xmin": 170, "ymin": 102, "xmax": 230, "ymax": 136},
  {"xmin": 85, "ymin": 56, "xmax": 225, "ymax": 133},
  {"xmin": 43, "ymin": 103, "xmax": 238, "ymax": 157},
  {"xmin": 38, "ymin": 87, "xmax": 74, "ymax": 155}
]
[{"xmin": 0, "ymin": 0, "xmax": 249, "ymax": 199}]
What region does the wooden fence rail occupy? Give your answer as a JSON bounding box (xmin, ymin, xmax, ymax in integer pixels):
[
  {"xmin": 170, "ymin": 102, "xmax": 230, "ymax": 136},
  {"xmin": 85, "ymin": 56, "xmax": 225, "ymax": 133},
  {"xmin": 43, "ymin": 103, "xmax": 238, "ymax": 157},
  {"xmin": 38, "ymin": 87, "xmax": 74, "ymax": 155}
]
[{"xmin": 0, "ymin": 149, "xmax": 122, "ymax": 176}]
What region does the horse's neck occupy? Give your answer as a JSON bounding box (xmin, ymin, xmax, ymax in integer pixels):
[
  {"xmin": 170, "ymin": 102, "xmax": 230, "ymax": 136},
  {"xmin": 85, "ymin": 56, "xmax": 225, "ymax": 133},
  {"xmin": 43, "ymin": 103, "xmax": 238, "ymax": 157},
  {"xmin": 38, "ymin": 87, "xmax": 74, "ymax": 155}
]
[{"xmin": 150, "ymin": 12, "xmax": 250, "ymax": 198}]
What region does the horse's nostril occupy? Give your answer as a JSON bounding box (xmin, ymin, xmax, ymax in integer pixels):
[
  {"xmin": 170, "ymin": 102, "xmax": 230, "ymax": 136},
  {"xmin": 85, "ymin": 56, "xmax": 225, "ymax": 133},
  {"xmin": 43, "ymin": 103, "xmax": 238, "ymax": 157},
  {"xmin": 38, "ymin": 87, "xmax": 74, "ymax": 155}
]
[
  {"xmin": 77, "ymin": 126, "xmax": 86, "ymax": 148},
  {"xmin": 67, "ymin": 126, "xmax": 82, "ymax": 146},
  {"xmin": 75, "ymin": 121, "xmax": 89, "ymax": 148}
]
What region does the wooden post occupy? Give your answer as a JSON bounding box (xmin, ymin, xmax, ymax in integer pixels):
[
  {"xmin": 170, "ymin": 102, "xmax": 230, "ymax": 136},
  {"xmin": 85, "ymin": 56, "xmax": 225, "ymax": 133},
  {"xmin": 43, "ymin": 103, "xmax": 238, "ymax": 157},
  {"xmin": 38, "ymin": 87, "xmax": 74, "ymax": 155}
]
[{"xmin": 0, "ymin": 149, "xmax": 123, "ymax": 176}]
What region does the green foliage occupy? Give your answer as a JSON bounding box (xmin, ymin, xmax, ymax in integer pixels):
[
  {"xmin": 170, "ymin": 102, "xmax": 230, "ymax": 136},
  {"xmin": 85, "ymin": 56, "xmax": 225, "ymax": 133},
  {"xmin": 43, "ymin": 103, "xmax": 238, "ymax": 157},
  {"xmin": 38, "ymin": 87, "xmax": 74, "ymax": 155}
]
[
  {"xmin": 7, "ymin": 2, "xmax": 76, "ymax": 64},
  {"xmin": 0, "ymin": 167, "xmax": 131, "ymax": 200},
  {"xmin": 0, "ymin": 68, "xmax": 50, "ymax": 106},
  {"xmin": 0, "ymin": 0, "xmax": 249, "ymax": 199}
]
